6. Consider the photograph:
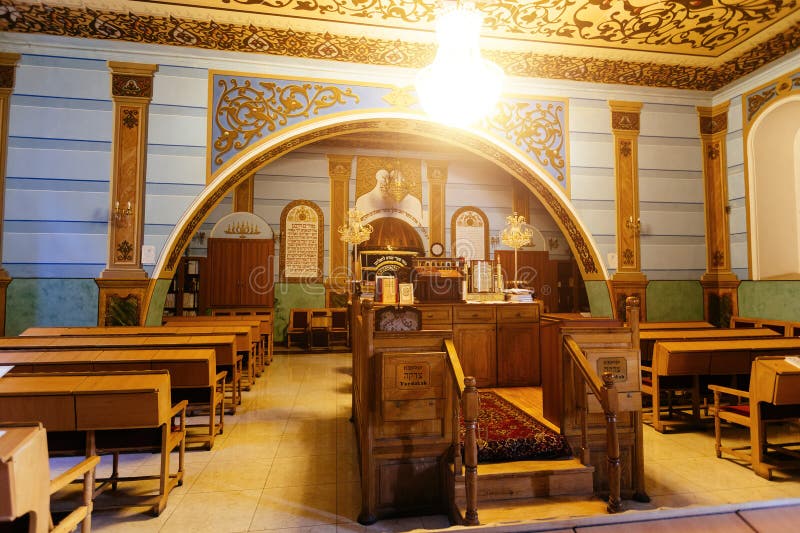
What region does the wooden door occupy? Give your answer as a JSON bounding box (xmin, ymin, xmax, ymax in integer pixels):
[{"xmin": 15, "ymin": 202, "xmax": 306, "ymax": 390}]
[
  {"xmin": 497, "ymin": 322, "xmax": 540, "ymax": 386},
  {"xmin": 238, "ymin": 239, "xmax": 274, "ymax": 306},
  {"xmin": 207, "ymin": 238, "xmax": 246, "ymax": 307},
  {"xmin": 454, "ymin": 323, "xmax": 496, "ymax": 387}
]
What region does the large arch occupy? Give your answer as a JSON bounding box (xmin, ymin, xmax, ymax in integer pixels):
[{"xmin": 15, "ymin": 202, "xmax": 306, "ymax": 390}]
[
  {"xmin": 144, "ymin": 112, "xmax": 609, "ymax": 316},
  {"xmin": 746, "ymin": 95, "xmax": 800, "ymax": 280}
]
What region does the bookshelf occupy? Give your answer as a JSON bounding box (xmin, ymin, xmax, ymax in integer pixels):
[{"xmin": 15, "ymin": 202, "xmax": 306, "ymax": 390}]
[{"xmin": 163, "ymin": 256, "xmax": 207, "ymax": 317}]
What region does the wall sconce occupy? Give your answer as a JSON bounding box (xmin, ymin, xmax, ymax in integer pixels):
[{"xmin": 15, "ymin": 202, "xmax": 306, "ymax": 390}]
[
  {"xmin": 625, "ymin": 215, "xmax": 641, "ymax": 234},
  {"xmin": 113, "ymin": 200, "xmax": 132, "ymax": 226}
]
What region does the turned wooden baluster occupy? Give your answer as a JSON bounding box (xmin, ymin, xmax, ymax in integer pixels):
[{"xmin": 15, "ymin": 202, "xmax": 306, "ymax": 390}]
[
  {"xmin": 601, "ymin": 371, "xmax": 622, "ymax": 513},
  {"xmin": 626, "ymin": 296, "xmax": 649, "ymax": 502},
  {"xmin": 462, "ymin": 376, "xmax": 479, "ymax": 526}
]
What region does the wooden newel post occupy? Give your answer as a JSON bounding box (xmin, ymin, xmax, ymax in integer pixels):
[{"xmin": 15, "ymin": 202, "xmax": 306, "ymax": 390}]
[
  {"xmin": 602, "ymin": 371, "xmax": 622, "ymax": 513},
  {"xmin": 462, "ymin": 376, "xmax": 480, "ymax": 526},
  {"xmin": 626, "ymin": 295, "xmax": 649, "ymax": 502}
]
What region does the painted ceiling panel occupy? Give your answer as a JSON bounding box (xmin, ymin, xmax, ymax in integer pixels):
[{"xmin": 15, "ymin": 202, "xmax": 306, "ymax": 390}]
[{"xmin": 0, "ymin": 0, "xmax": 798, "ymax": 90}]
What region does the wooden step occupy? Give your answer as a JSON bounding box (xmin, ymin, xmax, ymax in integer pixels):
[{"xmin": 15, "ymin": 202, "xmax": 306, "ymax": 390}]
[
  {"xmin": 458, "ymin": 495, "xmax": 610, "ymax": 527},
  {"xmin": 453, "ymin": 457, "xmax": 595, "ymax": 506}
]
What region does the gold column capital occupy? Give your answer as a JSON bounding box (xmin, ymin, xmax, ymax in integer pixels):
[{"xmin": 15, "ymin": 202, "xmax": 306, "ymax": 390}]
[
  {"xmin": 609, "ymin": 101, "xmax": 643, "ymax": 133},
  {"xmin": 108, "ymin": 62, "xmax": 158, "ymax": 101},
  {"xmin": 327, "ymin": 154, "xmax": 353, "ymax": 181},
  {"xmin": 697, "ymin": 102, "xmax": 730, "ymax": 137},
  {"xmin": 426, "ymin": 160, "xmax": 449, "ymax": 184}
]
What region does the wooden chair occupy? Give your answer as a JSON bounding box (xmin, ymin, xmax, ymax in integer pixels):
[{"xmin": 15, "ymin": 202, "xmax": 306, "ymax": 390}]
[
  {"xmin": 309, "ymin": 309, "xmax": 332, "ymax": 351},
  {"xmin": 329, "ymin": 307, "xmax": 350, "ymax": 347},
  {"xmin": 1, "ymin": 423, "xmax": 100, "ymax": 533},
  {"xmin": 287, "ymin": 309, "xmax": 311, "ymax": 349},
  {"xmin": 710, "ymin": 356, "xmax": 800, "ymax": 479}
]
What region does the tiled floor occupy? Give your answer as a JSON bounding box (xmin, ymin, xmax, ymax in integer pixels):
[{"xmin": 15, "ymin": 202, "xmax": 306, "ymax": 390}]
[{"xmin": 49, "ymin": 351, "xmax": 800, "ymax": 532}]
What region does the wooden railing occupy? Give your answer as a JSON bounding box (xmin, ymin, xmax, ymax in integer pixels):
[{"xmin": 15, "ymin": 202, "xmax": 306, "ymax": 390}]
[
  {"xmin": 563, "ymin": 335, "xmax": 622, "ymax": 513},
  {"xmin": 444, "ymin": 339, "xmax": 479, "ymax": 525}
]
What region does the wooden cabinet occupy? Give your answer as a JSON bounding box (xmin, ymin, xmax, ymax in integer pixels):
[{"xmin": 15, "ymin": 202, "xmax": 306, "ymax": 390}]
[
  {"xmin": 497, "ymin": 322, "xmax": 540, "ymax": 386},
  {"xmin": 207, "ymin": 238, "xmax": 274, "ymax": 308},
  {"xmin": 163, "ymin": 256, "xmax": 206, "ymax": 317},
  {"xmin": 454, "ymin": 323, "xmax": 497, "ymax": 388}
]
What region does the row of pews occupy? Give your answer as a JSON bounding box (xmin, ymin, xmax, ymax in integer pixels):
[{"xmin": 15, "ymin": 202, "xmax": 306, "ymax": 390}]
[
  {"xmin": 636, "ymin": 315, "xmax": 800, "ymax": 479},
  {"xmin": 0, "ymin": 310, "xmax": 273, "ymax": 531}
]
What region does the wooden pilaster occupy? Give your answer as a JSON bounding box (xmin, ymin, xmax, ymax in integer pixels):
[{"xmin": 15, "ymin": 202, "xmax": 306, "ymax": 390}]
[
  {"xmin": 97, "ymin": 62, "xmax": 158, "ymax": 325},
  {"xmin": 233, "ymin": 174, "xmax": 254, "ymax": 213},
  {"xmin": 328, "ymin": 155, "xmax": 353, "ymax": 286},
  {"xmin": 0, "ymin": 53, "xmax": 20, "ymax": 335},
  {"xmin": 609, "ymin": 101, "xmax": 647, "ymax": 320},
  {"xmin": 698, "ymin": 103, "xmax": 739, "ymax": 326},
  {"xmin": 512, "ymin": 180, "xmax": 530, "ymax": 223},
  {"xmin": 426, "ymin": 160, "xmax": 448, "ymax": 252}
]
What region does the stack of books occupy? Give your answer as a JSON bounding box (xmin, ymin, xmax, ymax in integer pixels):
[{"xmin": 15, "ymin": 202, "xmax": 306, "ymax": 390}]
[{"xmin": 505, "ymin": 288, "xmax": 534, "ymax": 303}]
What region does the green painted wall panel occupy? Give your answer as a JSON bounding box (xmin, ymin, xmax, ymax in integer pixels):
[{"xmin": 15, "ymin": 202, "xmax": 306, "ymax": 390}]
[
  {"xmin": 145, "ymin": 278, "xmax": 172, "ymax": 326},
  {"xmin": 646, "ymin": 281, "xmax": 704, "ymax": 322},
  {"xmin": 738, "ymin": 281, "xmax": 800, "ymax": 320},
  {"xmin": 5, "ymin": 278, "xmax": 98, "ymax": 336},
  {"xmin": 273, "ymin": 282, "xmax": 326, "ymax": 343},
  {"xmin": 585, "ymin": 280, "xmax": 612, "ymax": 318}
]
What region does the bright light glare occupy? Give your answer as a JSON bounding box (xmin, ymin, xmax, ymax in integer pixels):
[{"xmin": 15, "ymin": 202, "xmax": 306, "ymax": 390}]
[{"xmin": 415, "ymin": 5, "xmax": 504, "ymax": 128}]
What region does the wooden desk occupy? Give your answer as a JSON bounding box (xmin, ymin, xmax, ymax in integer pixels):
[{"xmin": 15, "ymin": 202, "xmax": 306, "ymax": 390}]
[
  {"xmin": 0, "ymin": 348, "xmax": 225, "ymax": 449},
  {"xmin": 210, "ymin": 307, "xmax": 274, "ymax": 365},
  {"xmin": 161, "ymin": 319, "xmax": 262, "ymax": 384},
  {"xmin": 1, "ymin": 424, "xmax": 50, "ymax": 532},
  {"xmin": 639, "ymin": 327, "xmax": 780, "ymax": 361},
  {"xmin": 0, "ymin": 371, "xmax": 187, "ymax": 516},
  {"xmin": 638, "ymin": 321, "xmax": 715, "ymax": 331},
  {"xmin": 647, "ymin": 337, "xmax": 800, "ymax": 432},
  {"xmin": 0, "ymin": 335, "xmax": 242, "ymax": 411}
]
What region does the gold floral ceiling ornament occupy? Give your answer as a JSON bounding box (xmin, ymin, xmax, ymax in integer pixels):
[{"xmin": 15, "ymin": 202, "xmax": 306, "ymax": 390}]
[{"xmin": 415, "ymin": 0, "xmax": 504, "ymax": 127}]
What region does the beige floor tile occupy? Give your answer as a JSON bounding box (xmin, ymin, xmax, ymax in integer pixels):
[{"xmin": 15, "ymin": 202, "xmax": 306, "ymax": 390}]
[
  {"xmin": 276, "ymin": 432, "xmax": 338, "ymax": 458},
  {"xmin": 249, "ymin": 525, "xmax": 338, "ymax": 533},
  {"xmin": 249, "ymin": 483, "xmax": 338, "ymax": 530},
  {"xmin": 189, "ymin": 458, "xmax": 272, "ymax": 493},
  {"xmin": 213, "ymin": 439, "xmax": 281, "ymax": 462},
  {"xmin": 284, "ymin": 417, "xmax": 338, "ymax": 435},
  {"xmin": 266, "ymin": 454, "xmax": 337, "ymax": 488},
  {"xmin": 336, "ymin": 481, "xmax": 362, "ymax": 524},
  {"xmin": 160, "ymin": 489, "xmax": 261, "ymax": 533}
]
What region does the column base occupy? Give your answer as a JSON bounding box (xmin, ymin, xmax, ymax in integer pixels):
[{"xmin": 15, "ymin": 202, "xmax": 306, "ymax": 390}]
[
  {"xmin": 701, "ymin": 275, "xmax": 740, "ymax": 327},
  {"xmin": 95, "ymin": 278, "xmax": 152, "ymax": 326},
  {"xmin": 609, "ymin": 274, "xmax": 648, "ymax": 322}
]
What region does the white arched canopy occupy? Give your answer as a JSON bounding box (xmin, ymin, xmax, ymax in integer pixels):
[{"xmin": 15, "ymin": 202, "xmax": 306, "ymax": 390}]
[{"xmin": 748, "ymin": 98, "xmax": 800, "ymax": 279}]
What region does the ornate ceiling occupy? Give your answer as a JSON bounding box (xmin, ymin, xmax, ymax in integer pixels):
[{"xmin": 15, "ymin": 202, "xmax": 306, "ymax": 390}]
[{"xmin": 0, "ymin": 1, "xmax": 798, "ymax": 90}]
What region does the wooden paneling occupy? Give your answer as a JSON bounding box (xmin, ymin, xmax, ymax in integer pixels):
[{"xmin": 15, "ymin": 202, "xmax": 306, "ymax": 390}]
[
  {"xmin": 454, "ymin": 323, "xmax": 496, "ymax": 388},
  {"xmin": 497, "ymin": 322, "xmax": 540, "ymax": 386}
]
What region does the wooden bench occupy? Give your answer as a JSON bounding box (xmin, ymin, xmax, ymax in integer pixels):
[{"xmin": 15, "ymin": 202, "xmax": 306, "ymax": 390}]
[
  {"xmin": 286, "ymin": 309, "xmax": 311, "ymax": 349},
  {"xmin": 638, "ymin": 321, "xmax": 715, "ymax": 331},
  {"xmin": 0, "ymin": 422, "xmax": 99, "ymax": 533},
  {"xmin": 639, "ymin": 327, "xmax": 780, "ymax": 362},
  {"xmin": 0, "ymin": 348, "xmax": 225, "ymax": 449},
  {"xmin": 0, "ymin": 371, "xmax": 187, "ymax": 516},
  {"xmin": 731, "ymin": 316, "xmax": 800, "ymax": 337},
  {"xmin": 645, "ymin": 337, "xmax": 800, "ymax": 432},
  {"xmin": 210, "ymin": 307, "xmax": 274, "ymax": 365},
  {"xmin": 710, "ymin": 356, "xmax": 800, "ymax": 479},
  {"xmin": 0, "ymin": 335, "xmax": 242, "ymax": 413},
  {"xmin": 162, "ymin": 318, "xmax": 263, "ymax": 384}
]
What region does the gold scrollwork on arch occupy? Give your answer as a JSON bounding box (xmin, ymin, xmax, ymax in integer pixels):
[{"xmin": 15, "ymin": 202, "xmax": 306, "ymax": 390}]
[
  {"xmin": 484, "ymin": 100, "xmax": 566, "ymax": 184},
  {"xmin": 213, "ymin": 78, "xmax": 360, "ymax": 166}
]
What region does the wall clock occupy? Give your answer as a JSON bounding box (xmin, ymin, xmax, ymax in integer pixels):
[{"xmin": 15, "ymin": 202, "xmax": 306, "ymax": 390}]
[{"xmin": 430, "ymin": 242, "xmax": 444, "ymax": 257}]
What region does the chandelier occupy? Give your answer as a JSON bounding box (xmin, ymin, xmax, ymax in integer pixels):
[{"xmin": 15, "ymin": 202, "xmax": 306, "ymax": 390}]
[
  {"xmin": 338, "ymin": 208, "xmax": 374, "ymax": 281},
  {"xmin": 379, "ymin": 167, "xmax": 409, "ymax": 202},
  {"xmin": 500, "ymin": 212, "xmax": 533, "ymax": 286},
  {"xmin": 415, "ymin": 1, "xmax": 504, "ymax": 127}
]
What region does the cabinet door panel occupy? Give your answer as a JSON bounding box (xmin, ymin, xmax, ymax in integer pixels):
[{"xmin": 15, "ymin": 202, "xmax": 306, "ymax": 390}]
[
  {"xmin": 454, "ymin": 324, "xmax": 496, "ymax": 388},
  {"xmin": 239, "ymin": 239, "xmax": 274, "ymax": 306},
  {"xmin": 207, "ymin": 239, "xmax": 243, "ymax": 307},
  {"xmin": 497, "ymin": 323, "xmax": 540, "ymax": 386}
]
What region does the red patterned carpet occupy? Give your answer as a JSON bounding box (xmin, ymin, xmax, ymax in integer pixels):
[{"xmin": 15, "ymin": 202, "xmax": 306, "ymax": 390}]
[{"xmin": 461, "ymin": 391, "xmax": 572, "ymax": 463}]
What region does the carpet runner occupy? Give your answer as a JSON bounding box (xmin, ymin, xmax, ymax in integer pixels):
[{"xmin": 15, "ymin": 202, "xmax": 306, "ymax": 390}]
[{"xmin": 461, "ymin": 391, "xmax": 572, "ymax": 463}]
